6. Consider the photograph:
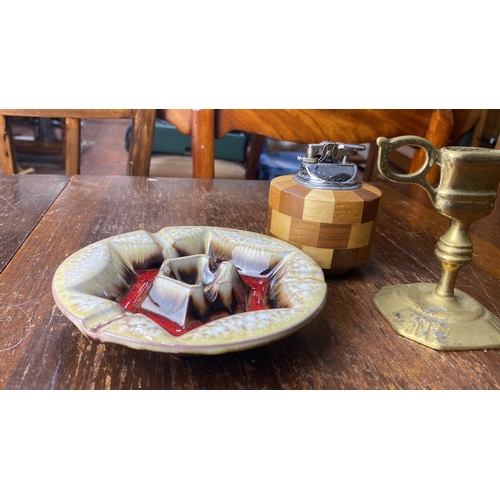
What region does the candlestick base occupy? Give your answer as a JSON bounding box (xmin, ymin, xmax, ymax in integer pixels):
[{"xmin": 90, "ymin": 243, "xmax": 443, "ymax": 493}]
[{"xmin": 373, "ymin": 283, "xmax": 500, "ymax": 350}]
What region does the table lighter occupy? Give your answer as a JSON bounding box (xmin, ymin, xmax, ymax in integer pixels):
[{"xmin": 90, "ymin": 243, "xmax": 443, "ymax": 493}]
[{"xmin": 266, "ymin": 141, "xmax": 382, "ymax": 275}]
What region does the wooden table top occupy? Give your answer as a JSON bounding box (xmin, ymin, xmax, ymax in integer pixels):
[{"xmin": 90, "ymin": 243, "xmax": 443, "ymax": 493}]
[
  {"xmin": 1, "ymin": 174, "xmax": 499, "ymax": 389},
  {"xmin": 0, "ymin": 175, "xmax": 69, "ymax": 272}
]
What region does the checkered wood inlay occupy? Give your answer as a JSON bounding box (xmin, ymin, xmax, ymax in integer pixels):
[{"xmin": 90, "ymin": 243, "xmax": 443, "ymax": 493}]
[{"xmin": 267, "ymin": 175, "xmax": 382, "ymax": 274}]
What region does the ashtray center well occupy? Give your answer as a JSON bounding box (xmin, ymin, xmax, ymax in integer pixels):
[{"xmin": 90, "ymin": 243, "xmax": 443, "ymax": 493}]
[{"xmin": 138, "ymin": 254, "xmax": 250, "ymax": 327}]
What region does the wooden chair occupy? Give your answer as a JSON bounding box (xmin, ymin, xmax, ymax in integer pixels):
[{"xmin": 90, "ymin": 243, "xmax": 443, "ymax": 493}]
[
  {"xmin": 162, "ymin": 109, "xmax": 482, "ymax": 184},
  {"xmin": 0, "ymin": 109, "xmax": 156, "ymax": 176},
  {"xmin": 471, "ymin": 110, "xmax": 500, "ymax": 148}
]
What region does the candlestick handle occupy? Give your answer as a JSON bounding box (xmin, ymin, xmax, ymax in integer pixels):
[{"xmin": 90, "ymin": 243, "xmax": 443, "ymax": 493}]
[{"xmin": 376, "ymin": 135, "xmax": 438, "ymax": 202}]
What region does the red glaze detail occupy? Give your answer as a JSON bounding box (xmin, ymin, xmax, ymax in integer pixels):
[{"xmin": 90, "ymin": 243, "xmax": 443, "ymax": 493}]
[{"xmin": 118, "ymin": 269, "xmax": 271, "ymax": 336}]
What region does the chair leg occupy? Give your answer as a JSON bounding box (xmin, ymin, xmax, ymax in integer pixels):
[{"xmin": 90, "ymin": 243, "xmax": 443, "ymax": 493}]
[
  {"xmin": 244, "ymin": 134, "xmax": 265, "ymax": 180},
  {"xmin": 470, "ymin": 110, "xmax": 488, "ymax": 147},
  {"xmin": 63, "ymin": 118, "xmax": 81, "ymax": 175},
  {"xmin": 192, "ymin": 109, "xmax": 215, "ymax": 178},
  {"xmin": 128, "ymin": 109, "xmax": 156, "ymax": 176},
  {"xmin": 0, "ymin": 116, "xmax": 18, "ymax": 174}
]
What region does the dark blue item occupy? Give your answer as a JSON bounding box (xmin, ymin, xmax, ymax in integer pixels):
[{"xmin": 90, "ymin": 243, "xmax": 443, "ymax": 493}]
[{"xmin": 258, "ymin": 151, "xmax": 302, "ymax": 180}]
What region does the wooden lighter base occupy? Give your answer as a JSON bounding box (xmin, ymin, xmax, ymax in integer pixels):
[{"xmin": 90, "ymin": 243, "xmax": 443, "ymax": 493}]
[{"xmin": 267, "ymin": 174, "xmax": 382, "ymax": 274}]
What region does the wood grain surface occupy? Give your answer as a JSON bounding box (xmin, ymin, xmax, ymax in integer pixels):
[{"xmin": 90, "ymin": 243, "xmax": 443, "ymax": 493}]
[
  {"xmin": 0, "ymin": 175, "xmax": 499, "ymax": 390},
  {"xmin": 0, "ymin": 175, "xmax": 69, "ymax": 272},
  {"xmin": 214, "ymin": 109, "xmax": 481, "ymax": 144}
]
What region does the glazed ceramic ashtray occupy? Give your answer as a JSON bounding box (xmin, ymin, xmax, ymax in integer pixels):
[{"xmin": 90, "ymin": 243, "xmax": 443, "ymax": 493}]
[{"xmin": 52, "ymin": 226, "xmax": 327, "ymax": 355}]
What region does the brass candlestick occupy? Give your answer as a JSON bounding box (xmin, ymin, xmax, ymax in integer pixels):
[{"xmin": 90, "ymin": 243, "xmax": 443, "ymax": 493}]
[{"xmin": 374, "ymin": 135, "xmax": 500, "ymax": 350}]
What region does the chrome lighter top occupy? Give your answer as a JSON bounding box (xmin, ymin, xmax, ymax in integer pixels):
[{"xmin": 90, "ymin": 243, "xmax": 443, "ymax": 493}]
[{"xmin": 294, "ymin": 141, "xmax": 365, "ymax": 190}]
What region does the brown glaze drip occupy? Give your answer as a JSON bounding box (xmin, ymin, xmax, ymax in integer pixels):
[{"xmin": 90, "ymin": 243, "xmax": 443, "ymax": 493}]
[{"xmin": 119, "ymin": 268, "xmax": 270, "ymax": 336}]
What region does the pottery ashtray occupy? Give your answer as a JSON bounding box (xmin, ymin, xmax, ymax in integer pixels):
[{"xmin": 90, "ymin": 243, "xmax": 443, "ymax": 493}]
[{"xmin": 52, "ymin": 226, "xmax": 327, "ymax": 354}]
